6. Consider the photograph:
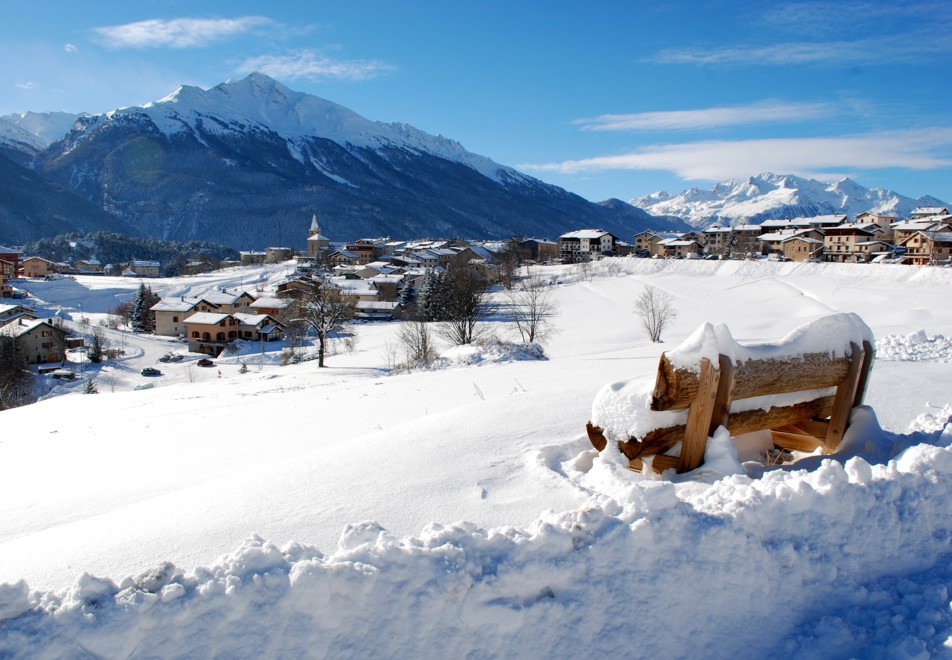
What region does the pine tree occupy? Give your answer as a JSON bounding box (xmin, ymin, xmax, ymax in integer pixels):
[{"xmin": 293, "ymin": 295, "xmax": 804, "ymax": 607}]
[
  {"xmin": 131, "ymin": 284, "xmax": 148, "ymax": 333},
  {"xmin": 83, "ymin": 378, "xmax": 98, "ymax": 394},
  {"xmin": 131, "ymin": 283, "xmax": 158, "ymax": 333},
  {"xmin": 398, "ymin": 280, "xmax": 418, "ymax": 309},
  {"xmin": 419, "ymin": 269, "xmax": 447, "ymax": 322}
]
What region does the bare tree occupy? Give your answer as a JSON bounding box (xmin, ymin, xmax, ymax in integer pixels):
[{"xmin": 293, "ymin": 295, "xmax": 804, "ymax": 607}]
[
  {"xmin": 289, "ymin": 278, "xmax": 356, "ymax": 367},
  {"xmin": 86, "ymin": 326, "xmax": 108, "ymax": 364},
  {"xmin": 508, "ymin": 274, "xmax": 558, "ymax": 344},
  {"xmin": 437, "ymin": 267, "xmax": 491, "ymax": 346},
  {"xmin": 0, "ymin": 336, "xmax": 34, "ymax": 410},
  {"xmin": 396, "ymin": 318, "xmax": 436, "ymax": 367},
  {"xmin": 635, "ymin": 285, "xmax": 678, "ymax": 342}
]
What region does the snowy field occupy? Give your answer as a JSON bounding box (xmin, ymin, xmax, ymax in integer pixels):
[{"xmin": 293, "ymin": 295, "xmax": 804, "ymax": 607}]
[{"xmin": 2, "ymin": 258, "xmax": 952, "ymax": 658}]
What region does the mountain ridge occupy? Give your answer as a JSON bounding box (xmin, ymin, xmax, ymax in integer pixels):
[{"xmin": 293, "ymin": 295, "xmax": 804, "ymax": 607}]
[
  {"xmin": 631, "ymin": 172, "xmax": 949, "ymax": 228},
  {"xmin": 0, "ymin": 73, "xmax": 687, "ymax": 247}
]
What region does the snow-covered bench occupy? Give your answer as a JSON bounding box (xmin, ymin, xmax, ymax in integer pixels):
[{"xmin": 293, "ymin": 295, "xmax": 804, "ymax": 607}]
[{"xmin": 586, "ymin": 313, "xmax": 876, "ymax": 474}]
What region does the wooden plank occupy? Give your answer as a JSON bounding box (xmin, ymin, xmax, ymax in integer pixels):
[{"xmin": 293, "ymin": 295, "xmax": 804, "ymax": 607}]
[
  {"xmin": 586, "ymin": 421, "xmax": 607, "ymax": 452},
  {"xmin": 771, "ymin": 430, "xmax": 825, "ymax": 453},
  {"xmin": 678, "ymin": 358, "xmax": 720, "ymax": 473},
  {"xmin": 825, "ymin": 342, "xmax": 863, "ymax": 451},
  {"xmin": 651, "ymin": 352, "xmax": 851, "ymax": 411},
  {"xmin": 622, "ymin": 396, "xmax": 836, "ymax": 460},
  {"xmin": 709, "ymin": 353, "xmax": 736, "ymax": 434},
  {"xmin": 853, "ymin": 340, "xmax": 875, "ymax": 408},
  {"xmin": 780, "ymin": 419, "xmax": 830, "ymax": 439},
  {"xmin": 629, "ymin": 454, "xmax": 679, "ymax": 474}
]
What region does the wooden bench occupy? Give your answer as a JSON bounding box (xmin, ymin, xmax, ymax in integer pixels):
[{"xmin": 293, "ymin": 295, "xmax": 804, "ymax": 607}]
[{"xmin": 586, "ymin": 315, "xmax": 876, "ymax": 474}]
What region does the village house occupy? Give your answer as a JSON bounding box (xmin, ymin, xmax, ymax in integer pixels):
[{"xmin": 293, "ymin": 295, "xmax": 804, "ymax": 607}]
[
  {"xmin": 266, "ymin": 247, "xmax": 293, "ymax": 263},
  {"xmin": 21, "ymin": 257, "xmax": 57, "ymax": 279},
  {"xmin": 150, "ymin": 298, "xmax": 199, "ymax": 337},
  {"xmin": 127, "ymin": 260, "xmax": 161, "ymax": 277},
  {"xmin": 74, "ymin": 259, "xmax": 103, "ymax": 273},
  {"xmin": 240, "ymin": 251, "xmax": 267, "ymax": 266},
  {"xmin": 518, "ymin": 238, "xmax": 558, "ymax": 263},
  {"xmin": 661, "ymin": 238, "xmax": 703, "ymax": 259},
  {"xmin": 0, "ymin": 318, "xmax": 66, "ymax": 364},
  {"xmin": 823, "ymin": 226, "xmax": 876, "ymax": 263},
  {"xmin": 249, "ymin": 296, "xmax": 290, "ymax": 317},
  {"xmin": 0, "ymin": 304, "xmax": 38, "ymax": 324},
  {"xmin": 0, "ymin": 246, "xmax": 20, "ymax": 279},
  {"xmin": 911, "ymin": 206, "xmax": 950, "ymax": 220},
  {"xmin": 557, "ymin": 229, "xmax": 618, "ymax": 262},
  {"xmin": 185, "ymin": 312, "xmax": 284, "ymax": 356},
  {"xmin": 898, "ymin": 231, "xmax": 952, "ymax": 265},
  {"xmin": 855, "ymin": 213, "xmax": 897, "ymax": 240}
]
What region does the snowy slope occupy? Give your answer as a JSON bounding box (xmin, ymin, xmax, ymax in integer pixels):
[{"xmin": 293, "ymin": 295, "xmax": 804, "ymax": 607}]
[
  {"xmin": 632, "ymin": 172, "xmax": 950, "ymax": 228},
  {"xmin": 2, "ymin": 259, "xmax": 952, "ymax": 657}
]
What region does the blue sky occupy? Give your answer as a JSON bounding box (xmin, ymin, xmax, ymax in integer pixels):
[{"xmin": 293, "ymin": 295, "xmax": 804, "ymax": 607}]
[{"xmin": 2, "ymin": 1, "xmax": 951, "ymax": 204}]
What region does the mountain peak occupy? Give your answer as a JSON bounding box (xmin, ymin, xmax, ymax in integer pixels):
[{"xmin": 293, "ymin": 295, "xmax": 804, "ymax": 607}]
[{"xmin": 630, "ymin": 173, "xmax": 950, "ymax": 228}]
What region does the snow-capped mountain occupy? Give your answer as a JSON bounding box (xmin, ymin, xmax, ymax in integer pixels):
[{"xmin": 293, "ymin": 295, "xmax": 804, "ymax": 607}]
[
  {"xmin": 0, "ymin": 73, "xmax": 683, "ymax": 247},
  {"xmin": 631, "ymin": 173, "xmax": 949, "ymax": 228},
  {"xmin": 0, "ymin": 111, "xmax": 83, "ymax": 155}
]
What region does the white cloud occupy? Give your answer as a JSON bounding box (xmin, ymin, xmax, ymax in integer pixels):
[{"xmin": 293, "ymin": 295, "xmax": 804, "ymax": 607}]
[
  {"xmin": 574, "ymin": 101, "xmax": 833, "ymax": 132},
  {"xmin": 64, "ymin": 43, "xmax": 78, "ymax": 53},
  {"xmin": 653, "ymin": 32, "xmax": 952, "ymax": 66},
  {"xmin": 236, "ymin": 50, "xmax": 395, "ymax": 82},
  {"xmin": 92, "ymin": 17, "xmax": 271, "ymax": 49},
  {"xmin": 520, "ymin": 128, "xmax": 952, "ymax": 181},
  {"xmin": 15, "ymin": 82, "xmax": 38, "ymax": 90}
]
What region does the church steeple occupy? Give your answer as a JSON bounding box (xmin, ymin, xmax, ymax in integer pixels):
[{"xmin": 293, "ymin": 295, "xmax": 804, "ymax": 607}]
[{"xmin": 308, "ymin": 213, "xmax": 320, "ymax": 237}]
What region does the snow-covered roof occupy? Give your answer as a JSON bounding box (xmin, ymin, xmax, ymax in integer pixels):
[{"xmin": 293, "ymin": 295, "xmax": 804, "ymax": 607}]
[
  {"xmin": 559, "ymin": 229, "xmax": 611, "ymax": 240},
  {"xmin": 200, "ymin": 290, "xmax": 251, "ymax": 306},
  {"xmin": 184, "ymin": 312, "xmax": 230, "ymax": 325},
  {"xmin": 0, "ymin": 318, "xmax": 55, "ymax": 338},
  {"xmin": 233, "ymin": 313, "xmax": 275, "ymax": 327},
  {"xmin": 912, "ymin": 206, "xmax": 949, "ymax": 216},
  {"xmin": 151, "ymin": 298, "xmax": 199, "ymax": 312},
  {"xmin": 131, "ymin": 260, "xmax": 161, "ymax": 267},
  {"xmin": 250, "ymin": 297, "xmax": 288, "ymax": 309}
]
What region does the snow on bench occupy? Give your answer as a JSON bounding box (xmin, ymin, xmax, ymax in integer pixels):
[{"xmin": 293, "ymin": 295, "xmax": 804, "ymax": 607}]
[{"xmin": 587, "ymin": 313, "xmax": 876, "ymax": 474}]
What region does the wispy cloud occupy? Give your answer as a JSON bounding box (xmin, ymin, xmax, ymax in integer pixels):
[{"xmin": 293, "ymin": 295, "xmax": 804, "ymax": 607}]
[
  {"xmin": 761, "ymin": 2, "xmax": 952, "ymax": 36},
  {"xmin": 574, "ymin": 101, "xmax": 833, "ymax": 132},
  {"xmin": 15, "ymin": 82, "xmax": 38, "ymax": 90},
  {"xmin": 236, "ymin": 49, "xmax": 396, "ymax": 82},
  {"xmin": 92, "ymin": 17, "xmax": 271, "ymax": 49},
  {"xmin": 520, "ymin": 128, "xmax": 952, "ymax": 181},
  {"xmin": 64, "ymin": 43, "xmax": 77, "ymax": 53}
]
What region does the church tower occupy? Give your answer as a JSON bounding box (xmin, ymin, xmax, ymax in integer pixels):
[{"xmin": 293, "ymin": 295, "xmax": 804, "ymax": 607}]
[{"xmin": 306, "ymin": 213, "xmax": 330, "ymax": 259}]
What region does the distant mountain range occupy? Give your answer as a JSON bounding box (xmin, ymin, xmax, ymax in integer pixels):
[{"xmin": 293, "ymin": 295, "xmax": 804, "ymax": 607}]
[
  {"xmin": 0, "ymin": 73, "xmax": 686, "ymax": 249},
  {"xmin": 630, "ymin": 173, "xmax": 950, "ymax": 229}
]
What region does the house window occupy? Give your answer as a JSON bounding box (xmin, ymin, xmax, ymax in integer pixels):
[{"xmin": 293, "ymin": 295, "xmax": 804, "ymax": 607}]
[
  {"xmin": 192, "ymin": 331, "xmax": 199, "ymax": 338},
  {"xmin": 216, "ymin": 332, "xmax": 225, "ymax": 341},
  {"xmin": 173, "ymin": 316, "xmax": 179, "ymax": 322}
]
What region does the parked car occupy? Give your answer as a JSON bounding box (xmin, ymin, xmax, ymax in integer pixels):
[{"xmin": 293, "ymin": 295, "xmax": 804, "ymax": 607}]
[
  {"xmin": 140, "ymin": 367, "xmax": 162, "ymax": 377},
  {"xmin": 197, "ymin": 358, "xmax": 214, "ymax": 367},
  {"xmin": 158, "ymin": 354, "xmax": 172, "ymax": 363},
  {"xmin": 169, "ymin": 354, "xmax": 184, "ymax": 362}
]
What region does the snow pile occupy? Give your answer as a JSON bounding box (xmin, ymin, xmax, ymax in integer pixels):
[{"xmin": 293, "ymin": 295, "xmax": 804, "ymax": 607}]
[
  {"xmin": 428, "ymin": 341, "xmax": 547, "ymax": 369},
  {"xmin": 2, "ymin": 424, "xmax": 952, "ymax": 658},
  {"xmin": 876, "ymin": 329, "xmax": 952, "ymax": 362}
]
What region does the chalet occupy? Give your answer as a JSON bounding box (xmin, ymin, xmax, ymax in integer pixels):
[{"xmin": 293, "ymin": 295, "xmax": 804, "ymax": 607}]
[
  {"xmin": 661, "ymin": 238, "xmax": 703, "ymax": 259},
  {"xmin": 823, "ymin": 226, "xmax": 875, "ymax": 263},
  {"xmin": 0, "ymin": 246, "xmax": 19, "ymax": 278},
  {"xmin": 196, "ymin": 290, "xmax": 256, "ymax": 314},
  {"xmin": 855, "ymin": 213, "xmax": 896, "ymax": 239},
  {"xmin": 266, "ymin": 247, "xmax": 293, "ymax": 263},
  {"xmin": 342, "ymin": 240, "xmax": 377, "ymax": 265},
  {"xmin": 240, "ymin": 251, "xmax": 267, "ymax": 266},
  {"xmin": 354, "ymin": 300, "xmax": 402, "ymax": 321},
  {"xmin": 898, "ymin": 231, "xmax": 952, "ymax": 266},
  {"xmin": 249, "ymin": 296, "xmax": 290, "ymax": 317},
  {"xmin": 519, "ymin": 238, "xmax": 558, "ymax": 263},
  {"xmin": 854, "ymin": 240, "xmax": 895, "ymax": 262},
  {"xmin": 327, "ymin": 250, "xmax": 359, "ymax": 267},
  {"xmin": 781, "ymin": 236, "xmax": 825, "ymax": 262},
  {"xmin": 0, "ymin": 304, "xmax": 38, "ymax": 324},
  {"xmin": 74, "ymin": 259, "xmax": 103, "ymax": 273},
  {"xmin": 911, "ymin": 206, "xmax": 949, "ymax": 220},
  {"xmin": 557, "ymin": 229, "xmax": 618, "ymax": 262},
  {"xmin": 185, "ymin": 312, "xmax": 282, "ymax": 356},
  {"xmin": 21, "ymin": 257, "xmax": 57, "ymax": 279},
  {"xmin": 150, "ymin": 298, "xmax": 199, "ymax": 337},
  {"xmin": 128, "ymin": 260, "xmax": 161, "ymax": 278},
  {"xmin": 0, "ymin": 318, "xmax": 66, "ymax": 364},
  {"xmin": 891, "ymin": 220, "xmax": 947, "ymax": 247}
]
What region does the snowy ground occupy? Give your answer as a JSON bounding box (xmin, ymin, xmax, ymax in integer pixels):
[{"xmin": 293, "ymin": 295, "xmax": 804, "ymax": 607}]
[{"xmin": 2, "ymin": 258, "xmax": 952, "ymax": 658}]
